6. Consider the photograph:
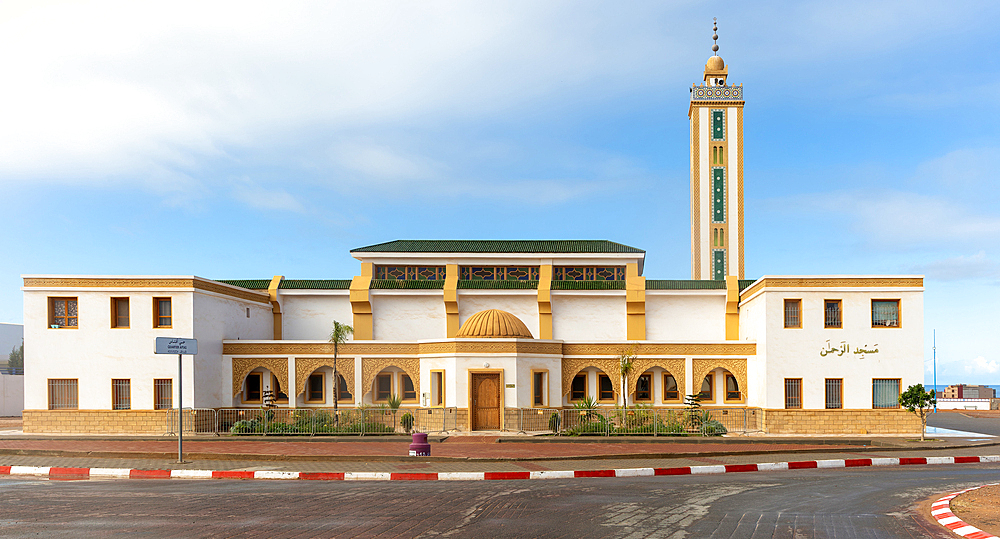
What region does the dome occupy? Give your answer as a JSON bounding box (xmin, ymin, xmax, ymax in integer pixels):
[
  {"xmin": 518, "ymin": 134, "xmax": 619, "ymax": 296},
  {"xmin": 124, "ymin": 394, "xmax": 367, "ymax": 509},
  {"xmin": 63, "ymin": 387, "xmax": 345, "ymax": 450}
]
[
  {"xmin": 705, "ymin": 55, "xmax": 725, "ymax": 71},
  {"xmin": 456, "ymin": 309, "xmax": 534, "ymax": 339}
]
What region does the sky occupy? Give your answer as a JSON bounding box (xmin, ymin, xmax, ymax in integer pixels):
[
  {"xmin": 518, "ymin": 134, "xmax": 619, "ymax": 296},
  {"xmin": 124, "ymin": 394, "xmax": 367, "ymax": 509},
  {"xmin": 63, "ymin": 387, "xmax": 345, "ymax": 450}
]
[{"xmin": 2, "ymin": 0, "xmax": 999, "ymax": 384}]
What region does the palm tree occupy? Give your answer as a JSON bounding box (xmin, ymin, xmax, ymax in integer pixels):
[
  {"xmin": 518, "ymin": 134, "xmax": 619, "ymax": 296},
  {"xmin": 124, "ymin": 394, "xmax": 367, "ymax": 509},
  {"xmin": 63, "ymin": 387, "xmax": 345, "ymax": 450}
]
[
  {"xmin": 329, "ymin": 320, "xmax": 354, "ymax": 425},
  {"xmin": 618, "ymin": 346, "xmax": 636, "ymax": 408}
]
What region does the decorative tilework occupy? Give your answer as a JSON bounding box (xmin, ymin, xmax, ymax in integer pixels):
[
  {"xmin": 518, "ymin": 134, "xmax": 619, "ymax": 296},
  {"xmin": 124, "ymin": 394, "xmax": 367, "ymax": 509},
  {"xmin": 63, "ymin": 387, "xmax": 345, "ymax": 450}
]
[{"xmin": 691, "ymin": 85, "xmax": 743, "ymax": 101}]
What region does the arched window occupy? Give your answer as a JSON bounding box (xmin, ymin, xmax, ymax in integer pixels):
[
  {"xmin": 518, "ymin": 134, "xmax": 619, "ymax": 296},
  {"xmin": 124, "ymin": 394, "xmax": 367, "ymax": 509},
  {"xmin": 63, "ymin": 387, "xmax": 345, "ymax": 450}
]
[
  {"xmin": 699, "ymin": 374, "xmax": 713, "ymax": 402},
  {"xmin": 725, "ymin": 373, "xmax": 741, "ymax": 401}
]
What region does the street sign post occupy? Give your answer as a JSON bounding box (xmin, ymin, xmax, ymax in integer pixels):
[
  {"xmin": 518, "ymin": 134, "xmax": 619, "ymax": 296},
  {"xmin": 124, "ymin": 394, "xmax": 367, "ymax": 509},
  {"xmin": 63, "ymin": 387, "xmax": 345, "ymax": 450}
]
[{"xmin": 154, "ymin": 337, "xmax": 197, "ymax": 463}]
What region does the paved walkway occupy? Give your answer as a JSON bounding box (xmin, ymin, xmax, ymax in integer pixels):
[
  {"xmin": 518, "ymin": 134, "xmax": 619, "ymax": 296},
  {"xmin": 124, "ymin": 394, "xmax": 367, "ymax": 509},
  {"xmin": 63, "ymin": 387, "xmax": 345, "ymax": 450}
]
[{"xmin": 0, "ymin": 433, "xmax": 996, "ymax": 475}]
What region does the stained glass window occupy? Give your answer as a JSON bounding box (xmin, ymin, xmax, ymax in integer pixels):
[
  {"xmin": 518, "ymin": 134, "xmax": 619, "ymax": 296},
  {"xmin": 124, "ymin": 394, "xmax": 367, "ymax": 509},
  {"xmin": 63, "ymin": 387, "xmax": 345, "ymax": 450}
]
[
  {"xmin": 553, "ymin": 267, "xmax": 625, "ymax": 281},
  {"xmin": 375, "ymin": 266, "xmax": 444, "ymax": 280},
  {"xmin": 459, "ymin": 267, "xmax": 540, "ymax": 281}
]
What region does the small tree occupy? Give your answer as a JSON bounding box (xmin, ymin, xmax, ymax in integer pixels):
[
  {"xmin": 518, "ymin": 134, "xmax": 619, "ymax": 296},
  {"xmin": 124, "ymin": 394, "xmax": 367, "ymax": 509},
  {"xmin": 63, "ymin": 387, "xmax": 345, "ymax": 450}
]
[
  {"xmin": 899, "ymin": 384, "xmax": 936, "ymax": 442},
  {"xmin": 8, "ymin": 341, "xmax": 23, "ymax": 374},
  {"xmin": 328, "ymin": 321, "xmax": 354, "ymax": 426},
  {"xmin": 618, "ymin": 346, "xmax": 636, "ymax": 408}
]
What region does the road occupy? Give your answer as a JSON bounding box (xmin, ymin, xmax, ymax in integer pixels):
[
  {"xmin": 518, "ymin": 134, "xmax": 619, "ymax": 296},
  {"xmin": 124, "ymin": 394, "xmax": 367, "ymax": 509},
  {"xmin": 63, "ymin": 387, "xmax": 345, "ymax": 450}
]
[
  {"xmin": 927, "ymin": 411, "xmax": 1000, "ymax": 437},
  {"xmin": 0, "ymin": 463, "xmax": 997, "ymax": 538}
]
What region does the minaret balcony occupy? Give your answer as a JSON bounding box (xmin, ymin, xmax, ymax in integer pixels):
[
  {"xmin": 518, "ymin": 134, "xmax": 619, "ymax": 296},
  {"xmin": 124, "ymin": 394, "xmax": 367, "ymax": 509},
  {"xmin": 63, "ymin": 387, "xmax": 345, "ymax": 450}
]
[{"xmin": 691, "ymin": 84, "xmax": 743, "ymax": 102}]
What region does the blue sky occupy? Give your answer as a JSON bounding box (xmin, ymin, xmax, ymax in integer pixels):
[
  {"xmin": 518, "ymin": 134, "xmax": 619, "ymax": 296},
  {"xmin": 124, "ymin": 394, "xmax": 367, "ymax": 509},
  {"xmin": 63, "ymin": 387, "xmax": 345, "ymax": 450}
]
[{"xmin": 3, "ymin": 1, "xmax": 999, "ymax": 384}]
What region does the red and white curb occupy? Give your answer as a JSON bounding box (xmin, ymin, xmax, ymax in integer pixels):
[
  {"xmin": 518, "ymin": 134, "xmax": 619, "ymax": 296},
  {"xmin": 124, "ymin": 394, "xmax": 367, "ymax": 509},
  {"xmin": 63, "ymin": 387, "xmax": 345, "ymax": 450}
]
[
  {"xmin": 932, "ymin": 484, "xmax": 999, "ymax": 539},
  {"xmin": 1, "ymin": 455, "xmax": 998, "ymax": 482}
]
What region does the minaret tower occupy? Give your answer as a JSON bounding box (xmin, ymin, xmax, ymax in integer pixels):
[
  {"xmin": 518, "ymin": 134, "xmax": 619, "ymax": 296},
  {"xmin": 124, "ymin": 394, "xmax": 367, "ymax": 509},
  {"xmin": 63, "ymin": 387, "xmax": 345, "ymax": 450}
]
[{"xmin": 690, "ymin": 18, "xmax": 744, "ymax": 280}]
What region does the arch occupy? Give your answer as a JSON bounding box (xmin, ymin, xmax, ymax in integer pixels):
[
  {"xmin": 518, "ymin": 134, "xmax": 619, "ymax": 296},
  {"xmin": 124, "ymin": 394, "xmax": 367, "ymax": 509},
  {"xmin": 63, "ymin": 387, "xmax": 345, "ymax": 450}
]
[
  {"xmin": 295, "ymin": 357, "xmax": 355, "ymax": 397},
  {"xmin": 628, "ymin": 358, "xmax": 686, "ymax": 400},
  {"xmin": 561, "ymin": 358, "xmax": 620, "ymax": 399},
  {"xmin": 691, "ymin": 359, "xmax": 747, "ymax": 403},
  {"xmin": 232, "ymin": 357, "xmax": 288, "ymax": 398},
  {"xmin": 361, "ymin": 358, "xmax": 420, "ymax": 399}
]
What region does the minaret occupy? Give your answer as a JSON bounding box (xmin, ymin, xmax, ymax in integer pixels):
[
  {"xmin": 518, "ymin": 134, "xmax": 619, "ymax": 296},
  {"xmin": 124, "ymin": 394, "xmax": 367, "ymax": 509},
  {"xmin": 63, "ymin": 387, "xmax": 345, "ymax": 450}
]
[{"xmin": 690, "ymin": 18, "xmax": 744, "ymax": 280}]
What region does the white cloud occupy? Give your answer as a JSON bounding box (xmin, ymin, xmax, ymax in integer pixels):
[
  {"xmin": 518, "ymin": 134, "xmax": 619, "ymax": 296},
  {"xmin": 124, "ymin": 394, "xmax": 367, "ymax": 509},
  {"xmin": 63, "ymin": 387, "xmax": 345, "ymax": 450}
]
[
  {"xmin": 911, "ymin": 251, "xmax": 1000, "ymax": 282},
  {"xmin": 964, "ymin": 356, "xmax": 1000, "ymax": 375},
  {"xmin": 230, "ymin": 177, "xmax": 303, "ymax": 213}
]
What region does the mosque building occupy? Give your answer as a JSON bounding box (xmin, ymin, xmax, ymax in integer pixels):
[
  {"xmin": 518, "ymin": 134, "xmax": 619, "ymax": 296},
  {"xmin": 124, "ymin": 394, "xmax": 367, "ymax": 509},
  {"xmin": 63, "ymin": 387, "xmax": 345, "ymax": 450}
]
[{"xmin": 20, "ymin": 22, "xmax": 923, "ymax": 435}]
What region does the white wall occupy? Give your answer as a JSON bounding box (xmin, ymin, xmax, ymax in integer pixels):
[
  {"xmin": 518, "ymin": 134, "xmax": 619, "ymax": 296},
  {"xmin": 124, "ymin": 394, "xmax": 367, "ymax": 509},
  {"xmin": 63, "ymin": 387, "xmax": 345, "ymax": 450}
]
[
  {"xmin": 23, "ymin": 290, "xmax": 195, "ymax": 410},
  {"xmin": 757, "ymin": 289, "xmax": 924, "ymax": 409},
  {"xmin": 551, "ymin": 293, "xmax": 625, "ymax": 341},
  {"xmin": 281, "ymin": 293, "xmax": 353, "ymax": 340},
  {"xmin": 645, "ymin": 292, "xmax": 726, "ymax": 341},
  {"xmin": 458, "ymin": 292, "xmax": 538, "ymax": 338},
  {"xmin": 192, "ymin": 291, "xmax": 273, "ymax": 408},
  {"xmin": 0, "ymin": 375, "xmax": 23, "ymax": 416},
  {"xmin": 372, "ymin": 292, "xmax": 446, "ymax": 341}
]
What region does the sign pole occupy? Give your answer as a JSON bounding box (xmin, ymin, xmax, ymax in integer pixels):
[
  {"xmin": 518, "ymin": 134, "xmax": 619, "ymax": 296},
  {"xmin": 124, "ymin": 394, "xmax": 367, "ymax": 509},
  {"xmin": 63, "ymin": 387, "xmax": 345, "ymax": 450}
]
[
  {"xmin": 933, "ymin": 329, "xmax": 937, "ymax": 413},
  {"xmin": 178, "ymin": 352, "xmax": 183, "ymax": 463}
]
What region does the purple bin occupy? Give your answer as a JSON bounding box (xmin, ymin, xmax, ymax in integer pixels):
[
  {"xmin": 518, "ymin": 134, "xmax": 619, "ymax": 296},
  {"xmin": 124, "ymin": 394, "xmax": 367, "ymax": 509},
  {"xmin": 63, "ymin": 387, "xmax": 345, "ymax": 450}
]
[{"xmin": 408, "ymin": 432, "xmax": 430, "ymax": 456}]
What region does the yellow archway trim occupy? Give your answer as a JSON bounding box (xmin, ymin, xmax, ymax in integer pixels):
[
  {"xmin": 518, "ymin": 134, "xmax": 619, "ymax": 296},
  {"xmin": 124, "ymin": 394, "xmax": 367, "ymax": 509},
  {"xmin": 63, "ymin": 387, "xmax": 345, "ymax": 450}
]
[
  {"xmin": 692, "ymin": 358, "xmax": 747, "ymax": 400},
  {"xmin": 295, "ymin": 357, "xmax": 356, "ymax": 397},
  {"xmin": 361, "ymin": 358, "xmax": 420, "ymax": 398},
  {"xmin": 561, "ymin": 358, "xmax": 621, "ymax": 400},
  {"xmin": 232, "ymin": 358, "xmax": 288, "ymax": 398},
  {"xmin": 629, "ymin": 358, "xmax": 686, "ymax": 399}
]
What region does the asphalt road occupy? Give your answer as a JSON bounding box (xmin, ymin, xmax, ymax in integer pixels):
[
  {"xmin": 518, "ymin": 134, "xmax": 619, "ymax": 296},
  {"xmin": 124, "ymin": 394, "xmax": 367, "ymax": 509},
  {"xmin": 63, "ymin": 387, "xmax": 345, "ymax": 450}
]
[
  {"xmin": 0, "ymin": 464, "xmax": 998, "ymax": 538},
  {"xmin": 927, "ymin": 411, "xmax": 1000, "ymax": 437}
]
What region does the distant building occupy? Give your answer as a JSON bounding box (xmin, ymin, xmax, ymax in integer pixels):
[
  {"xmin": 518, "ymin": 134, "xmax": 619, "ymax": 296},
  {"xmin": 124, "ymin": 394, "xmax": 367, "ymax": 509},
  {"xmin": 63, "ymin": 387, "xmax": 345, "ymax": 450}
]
[
  {"xmin": 942, "ymin": 384, "xmax": 996, "ymax": 399},
  {"xmin": 0, "ymin": 323, "xmax": 23, "ymax": 356}
]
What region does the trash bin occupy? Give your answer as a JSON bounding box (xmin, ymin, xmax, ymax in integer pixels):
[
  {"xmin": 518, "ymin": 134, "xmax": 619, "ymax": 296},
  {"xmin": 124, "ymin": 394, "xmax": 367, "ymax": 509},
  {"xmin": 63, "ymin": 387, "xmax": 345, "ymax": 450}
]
[{"xmin": 409, "ymin": 432, "xmax": 430, "ymax": 456}]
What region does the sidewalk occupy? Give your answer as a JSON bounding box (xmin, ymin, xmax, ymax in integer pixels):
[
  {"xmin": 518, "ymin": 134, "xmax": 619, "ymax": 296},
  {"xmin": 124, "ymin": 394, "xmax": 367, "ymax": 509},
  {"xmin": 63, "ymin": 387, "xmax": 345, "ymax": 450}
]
[{"xmin": 0, "ymin": 432, "xmax": 996, "ymax": 475}]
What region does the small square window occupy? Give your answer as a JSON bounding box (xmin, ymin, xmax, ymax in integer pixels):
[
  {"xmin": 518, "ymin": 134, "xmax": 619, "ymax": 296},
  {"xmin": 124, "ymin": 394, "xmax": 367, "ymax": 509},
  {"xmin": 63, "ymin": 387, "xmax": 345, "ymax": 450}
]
[
  {"xmin": 635, "ymin": 373, "xmax": 652, "ymax": 402},
  {"xmin": 872, "ymin": 300, "xmax": 900, "ymax": 328},
  {"xmin": 784, "ymin": 299, "xmax": 801, "ymax": 328},
  {"xmin": 154, "ymin": 298, "xmax": 172, "ymax": 328},
  {"xmin": 112, "ymin": 379, "xmax": 131, "ymax": 410},
  {"xmin": 699, "ymin": 375, "xmax": 714, "ymax": 402},
  {"xmin": 154, "ymin": 379, "xmax": 173, "ymax": 409},
  {"xmin": 570, "ymin": 374, "xmax": 587, "ymax": 401},
  {"xmin": 307, "ymin": 373, "xmax": 325, "ymax": 403},
  {"xmin": 873, "ymin": 378, "xmax": 901, "ymax": 409},
  {"xmin": 662, "ymin": 374, "xmax": 679, "ymax": 402},
  {"xmin": 401, "ymin": 374, "xmax": 417, "ymax": 402},
  {"xmin": 48, "ymin": 379, "xmax": 78, "ymax": 410},
  {"xmin": 825, "ymin": 379, "xmax": 843, "ymax": 409},
  {"xmin": 784, "ymin": 378, "xmax": 802, "ymax": 409},
  {"xmin": 824, "ymin": 300, "xmax": 842, "ymax": 328},
  {"xmin": 598, "ymin": 374, "xmax": 615, "ymax": 402},
  {"xmin": 375, "ymin": 373, "xmax": 392, "ymax": 402},
  {"xmin": 49, "ymin": 297, "xmax": 78, "ymax": 328},
  {"xmin": 111, "ymin": 298, "xmax": 129, "ymax": 328}
]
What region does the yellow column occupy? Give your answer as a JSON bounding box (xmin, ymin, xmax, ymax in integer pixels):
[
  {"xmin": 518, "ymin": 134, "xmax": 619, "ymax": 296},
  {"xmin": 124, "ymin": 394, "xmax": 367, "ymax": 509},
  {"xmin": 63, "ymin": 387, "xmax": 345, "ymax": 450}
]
[
  {"xmin": 725, "ymin": 275, "xmax": 739, "ymax": 340},
  {"xmin": 537, "ymin": 264, "xmax": 552, "ymax": 339},
  {"xmin": 444, "ymin": 264, "xmax": 460, "ymax": 337},
  {"xmin": 350, "ymin": 263, "xmax": 374, "ymax": 340},
  {"xmin": 625, "ymin": 263, "xmax": 646, "ymax": 340},
  {"xmin": 267, "ymin": 275, "xmax": 284, "ymax": 340}
]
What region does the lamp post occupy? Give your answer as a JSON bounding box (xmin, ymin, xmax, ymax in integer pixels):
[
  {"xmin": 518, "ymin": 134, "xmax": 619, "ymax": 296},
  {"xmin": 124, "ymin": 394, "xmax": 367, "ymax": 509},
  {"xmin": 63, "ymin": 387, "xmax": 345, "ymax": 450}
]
[{"xmin": 933, "ymin": 329, "xmax": 937, "ymax": 413}]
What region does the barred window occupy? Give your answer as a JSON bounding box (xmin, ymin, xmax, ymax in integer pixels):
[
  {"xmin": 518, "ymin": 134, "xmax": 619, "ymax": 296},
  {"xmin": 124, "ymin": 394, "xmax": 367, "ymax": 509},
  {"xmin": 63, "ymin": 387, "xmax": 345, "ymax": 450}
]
[
  {"xmin": 154, "ymin": 379, "xmax": 173, "ymax": 409},
  {"xmin": 873, "ymin": 379, "xmax": 901, "ymax": 409},
  {"xmin": 784, "ymin": 378, "xmax": 802, "ymax": 409},
  {"xmin": 48, "ymin": 379, "xmax": 78, "ymax": 410},
  {"xmin": 784, "ymin": 299, "xmax": 801, "ymax": 328},
  {"xmin": 872, "ymin": 300, "xmax": 900, "ymax": 327},
  {"xmin": 825, "ymin": 300, "xmax": 842, "ymax": 328},
  {"xmin": 112, "ymin": 379, "xmax": 131, "ymax": 410},
  {"xmin": 825, "ymin": 379, "xmax": 843, "ymax": 409}
]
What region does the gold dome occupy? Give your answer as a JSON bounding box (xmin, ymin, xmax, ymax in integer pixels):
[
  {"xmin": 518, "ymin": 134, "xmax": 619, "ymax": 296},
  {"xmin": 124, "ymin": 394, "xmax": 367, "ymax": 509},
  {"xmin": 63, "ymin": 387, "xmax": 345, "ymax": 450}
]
[
  {"xmin": 706, "ymin": 55, "xmax": 725, "ymax": 71},
  {"xmin": 456, "ymin": 309, "xmax": 533, "ymax": 339}
]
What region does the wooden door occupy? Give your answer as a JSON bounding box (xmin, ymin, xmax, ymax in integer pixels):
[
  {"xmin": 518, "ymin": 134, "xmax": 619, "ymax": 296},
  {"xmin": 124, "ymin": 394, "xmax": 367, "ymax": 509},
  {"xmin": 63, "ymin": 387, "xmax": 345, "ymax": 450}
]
[{"xmin": 471, "ymin": 373, "xmax": 500, "ymax": 430}]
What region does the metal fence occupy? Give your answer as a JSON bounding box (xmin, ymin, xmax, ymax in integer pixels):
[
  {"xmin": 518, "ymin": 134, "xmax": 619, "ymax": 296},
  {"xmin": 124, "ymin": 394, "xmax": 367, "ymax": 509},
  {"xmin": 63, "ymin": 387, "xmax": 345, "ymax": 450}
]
[
  {"xmin": 509, "ymin": 407, "xmax": 762, "ymax": 436},
  {"xmin": 166, "ymin": 406, "xmax": 760, "ymax": 436}
]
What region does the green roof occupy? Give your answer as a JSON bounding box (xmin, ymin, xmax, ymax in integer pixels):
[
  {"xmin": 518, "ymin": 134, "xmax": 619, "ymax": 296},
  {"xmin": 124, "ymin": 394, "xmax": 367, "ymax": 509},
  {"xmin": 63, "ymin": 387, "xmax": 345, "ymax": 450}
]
[
  {"xmin": 370, "ymin": 279, "xmax": 445, "ymax": 289},
  {"xmin": 551, "ymin": 280, "xmax": 625, "ymax": 290},
  {"xmin": 351, "ymin": 240, "xmax": 644, "ymax": 254},
  {"xmin": 645, "ymin": 280, "xmax": 726, "ymax": 290},
  {"xmin": 458, "ymin": 280, "xmax": 539, "ymax": 290},
  {"xmin": 739, "ymin": 279, "xmax": 757, "ymax": 291},
  {"xmin": 280, "ymin": 280, "xmax": 352, "ymax": 290},
  {"xmin": 216, "ymin": 279, "xmax": 271, "ymax": 290}
]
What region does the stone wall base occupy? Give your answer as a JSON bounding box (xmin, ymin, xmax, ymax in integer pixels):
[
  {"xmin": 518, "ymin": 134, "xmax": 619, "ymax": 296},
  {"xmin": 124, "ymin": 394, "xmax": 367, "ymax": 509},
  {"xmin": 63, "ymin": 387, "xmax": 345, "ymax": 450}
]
[
  {"xmin": 762, "ymin": 408, "xmax": 922, "ymax": 435},
  {"xmin": 23, "ymin": 409, "xmax": 175, "ymax": 434}
]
